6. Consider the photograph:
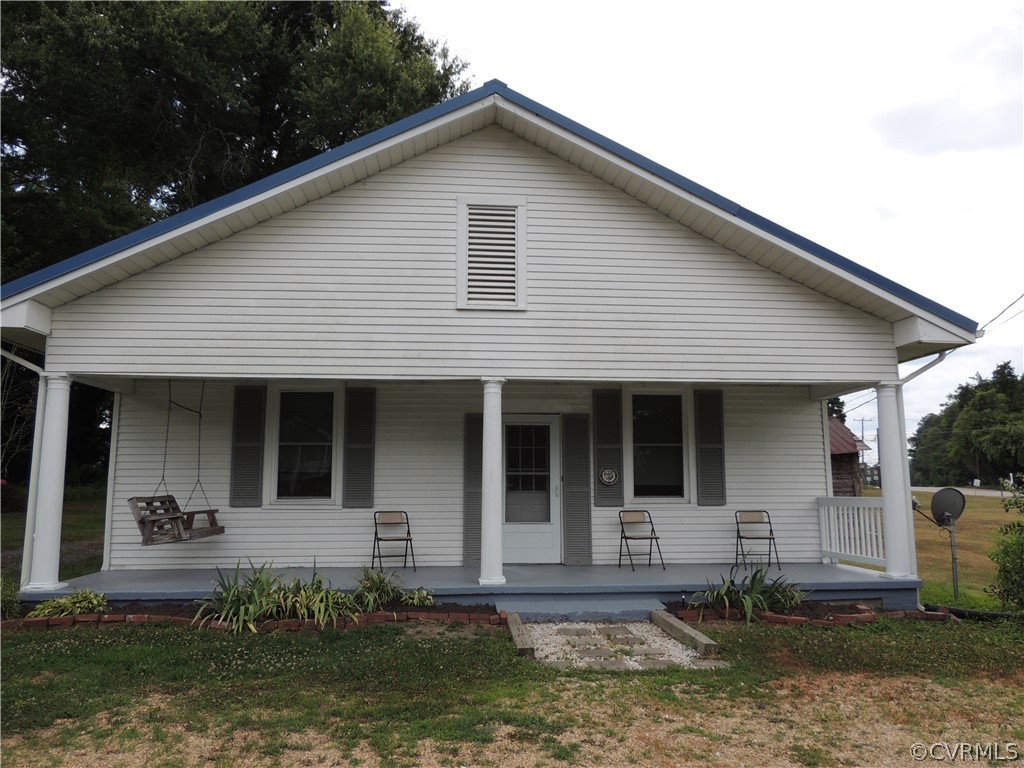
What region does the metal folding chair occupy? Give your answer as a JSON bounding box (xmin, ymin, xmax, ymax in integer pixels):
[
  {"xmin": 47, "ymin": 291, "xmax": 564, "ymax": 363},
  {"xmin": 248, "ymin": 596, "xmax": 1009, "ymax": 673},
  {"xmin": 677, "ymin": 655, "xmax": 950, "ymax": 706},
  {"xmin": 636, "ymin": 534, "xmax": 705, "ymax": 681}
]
[
  {"xmin": 734, "ymin": 509, "xmax": 781, "ymax": 569},
  {"xmin": 618, "ymin": 509, "xmax": 665, "ymax": 571},
  {"xmin": 371, "ymin": 510, "xmax": 417, "ymax": 571}
]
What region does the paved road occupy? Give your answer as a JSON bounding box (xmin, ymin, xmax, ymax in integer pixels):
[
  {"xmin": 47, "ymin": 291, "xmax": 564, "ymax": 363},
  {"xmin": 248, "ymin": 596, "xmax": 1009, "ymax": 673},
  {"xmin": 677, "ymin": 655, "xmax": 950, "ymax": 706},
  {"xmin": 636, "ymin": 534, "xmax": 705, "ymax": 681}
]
[{"xmin": 911, "ymin": 486, "xmax": 1010, "ymax": 498}]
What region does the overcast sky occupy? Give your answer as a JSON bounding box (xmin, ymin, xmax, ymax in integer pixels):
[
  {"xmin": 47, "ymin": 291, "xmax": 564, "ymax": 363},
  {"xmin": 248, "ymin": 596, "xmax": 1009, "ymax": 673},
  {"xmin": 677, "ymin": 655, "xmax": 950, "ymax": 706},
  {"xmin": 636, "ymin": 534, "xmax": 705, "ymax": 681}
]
[{"xmin": 402, "ymin": 0, "xmax": 1024, "ymax": 462}]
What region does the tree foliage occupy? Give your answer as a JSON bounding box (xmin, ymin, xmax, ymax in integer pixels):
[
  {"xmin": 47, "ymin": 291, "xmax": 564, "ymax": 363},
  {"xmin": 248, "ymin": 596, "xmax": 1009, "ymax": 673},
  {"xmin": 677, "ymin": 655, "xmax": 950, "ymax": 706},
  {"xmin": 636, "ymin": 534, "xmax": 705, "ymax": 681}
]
[
  {"xmin": 1, "ymin": 0, "xmax": 468, "ymax": 282},
  {"xmin": 0, "ymin": 1, "xmax": 468, "ymax": 484},
  {"xmin": 989, "ymin": 479, "xmax": 1024, "ymax": 612},
  {"xmin": 909, "ymin": 362, "xmax": 1024, "ymax": 486}
]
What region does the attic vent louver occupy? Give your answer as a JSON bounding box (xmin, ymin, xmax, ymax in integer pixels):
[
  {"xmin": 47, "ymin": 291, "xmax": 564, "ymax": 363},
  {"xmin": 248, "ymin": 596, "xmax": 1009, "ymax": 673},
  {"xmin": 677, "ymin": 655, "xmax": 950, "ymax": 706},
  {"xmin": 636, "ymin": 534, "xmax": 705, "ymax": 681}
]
[
  {"xmin": 467, "ymin": 205, "xmax": 517, "ymax": 303},
  {"xmin": 458, "ymin": 196, "xmax": 526, "ymax": 310}
]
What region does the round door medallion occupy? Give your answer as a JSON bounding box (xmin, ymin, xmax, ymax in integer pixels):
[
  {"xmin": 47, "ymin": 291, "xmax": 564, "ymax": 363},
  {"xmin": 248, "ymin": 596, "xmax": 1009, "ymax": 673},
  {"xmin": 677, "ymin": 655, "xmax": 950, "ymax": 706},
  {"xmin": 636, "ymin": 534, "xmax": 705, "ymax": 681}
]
[{"xmin": 599, "ymin": 467, "xmax": 619, "ymax": 485}]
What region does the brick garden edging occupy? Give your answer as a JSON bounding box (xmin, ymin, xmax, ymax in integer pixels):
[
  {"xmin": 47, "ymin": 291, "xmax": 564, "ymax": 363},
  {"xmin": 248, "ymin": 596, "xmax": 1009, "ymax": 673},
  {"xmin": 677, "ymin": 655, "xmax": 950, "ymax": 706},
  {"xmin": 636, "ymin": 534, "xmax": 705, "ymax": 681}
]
[
  {"xmin": 1, "ymin": 610, "xmax": 508, "ymax": 633},
  {"xmin": 674, "ymin": 606, "xmax": 960, "ymax": 627}
]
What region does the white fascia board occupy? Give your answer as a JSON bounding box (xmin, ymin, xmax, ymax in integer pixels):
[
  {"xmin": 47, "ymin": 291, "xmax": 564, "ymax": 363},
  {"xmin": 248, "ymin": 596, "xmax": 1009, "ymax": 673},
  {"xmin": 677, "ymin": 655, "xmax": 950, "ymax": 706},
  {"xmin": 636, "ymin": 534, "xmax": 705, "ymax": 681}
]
[
  {"xmin": 0, "ymin": 299, "xmax": 52, "ymax": 335},
  {"xmin": 8, "ymin": 97, "xmax": 501, "ymax": 307},
  {"xmin": 893, "ymin": 316, "xmax": 975, "ymax": 348}
]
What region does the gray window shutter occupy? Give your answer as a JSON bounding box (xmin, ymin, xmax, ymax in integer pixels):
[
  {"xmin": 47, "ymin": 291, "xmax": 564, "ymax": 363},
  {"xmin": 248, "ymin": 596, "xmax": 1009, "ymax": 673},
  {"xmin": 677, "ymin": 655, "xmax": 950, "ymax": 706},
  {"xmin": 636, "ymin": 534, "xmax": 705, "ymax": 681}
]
[
  {"xmin": 343, "ymin": 388, "xmax": 375, "ymax": 508},
  {"xmin": 230, "ymin": 386, "xmax": 266, "ymax": 508},
  {"xmin": 694, "ymin": 389, "xmax": 726, "ymax": 506},
  {"xmin": 593, "ymin": 390, "xmax": 623, "ymax": 507},
  {"xmin": 562, "ymin": 414, "xmax": 592, "ymax": 565},
  {"xmin": 463, "ymin": 413, "xmax": 483, "ymax": 563}
]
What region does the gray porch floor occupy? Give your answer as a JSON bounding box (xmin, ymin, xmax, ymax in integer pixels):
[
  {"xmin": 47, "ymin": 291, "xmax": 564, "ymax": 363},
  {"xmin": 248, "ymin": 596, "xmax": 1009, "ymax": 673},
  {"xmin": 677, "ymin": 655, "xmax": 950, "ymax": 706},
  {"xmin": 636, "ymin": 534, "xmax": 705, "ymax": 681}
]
[{"xmin": 43, "ymin": 562, "xmax": 923, "ymax": 611}]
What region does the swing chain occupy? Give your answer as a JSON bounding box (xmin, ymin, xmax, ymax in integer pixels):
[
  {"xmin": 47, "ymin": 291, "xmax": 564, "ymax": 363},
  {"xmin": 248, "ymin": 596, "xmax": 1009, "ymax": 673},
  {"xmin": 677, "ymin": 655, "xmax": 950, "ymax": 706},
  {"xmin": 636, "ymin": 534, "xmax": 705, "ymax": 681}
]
[{"xmin": 154, "ymin": 379, "xmax": 212, "ymax": 512}]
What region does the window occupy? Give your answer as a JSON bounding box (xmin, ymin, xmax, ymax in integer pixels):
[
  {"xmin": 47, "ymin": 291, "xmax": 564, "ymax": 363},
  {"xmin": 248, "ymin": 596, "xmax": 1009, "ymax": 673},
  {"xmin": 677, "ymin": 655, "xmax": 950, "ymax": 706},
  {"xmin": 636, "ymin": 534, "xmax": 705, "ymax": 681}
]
[
  {"xmin": 276, "ymin": 391, "xmax": 334, "ymax": 499},
  {"xmin": 457, "ymin": 195, "xmax": 527, "ymax": 309},
  {"xmin": 631, "ymin": 394, "xmax": 684, "ymax": 497}
]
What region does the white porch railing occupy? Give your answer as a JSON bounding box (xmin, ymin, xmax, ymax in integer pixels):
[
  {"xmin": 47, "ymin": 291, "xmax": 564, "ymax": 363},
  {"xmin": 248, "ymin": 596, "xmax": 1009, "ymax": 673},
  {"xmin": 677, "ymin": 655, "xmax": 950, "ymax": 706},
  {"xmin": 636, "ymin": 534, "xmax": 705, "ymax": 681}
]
[{"xmin": 817, "ymin": 497, "xmax": 886, "ymax": 567}]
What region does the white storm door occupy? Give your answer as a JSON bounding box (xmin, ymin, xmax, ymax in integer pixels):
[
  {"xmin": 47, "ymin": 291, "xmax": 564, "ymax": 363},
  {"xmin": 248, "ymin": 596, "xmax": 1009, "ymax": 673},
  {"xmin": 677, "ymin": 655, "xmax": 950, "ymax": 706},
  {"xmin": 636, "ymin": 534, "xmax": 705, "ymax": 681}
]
[{"xmin": 502, "ymin": 416, "xmax": 561, "ymax": 564}]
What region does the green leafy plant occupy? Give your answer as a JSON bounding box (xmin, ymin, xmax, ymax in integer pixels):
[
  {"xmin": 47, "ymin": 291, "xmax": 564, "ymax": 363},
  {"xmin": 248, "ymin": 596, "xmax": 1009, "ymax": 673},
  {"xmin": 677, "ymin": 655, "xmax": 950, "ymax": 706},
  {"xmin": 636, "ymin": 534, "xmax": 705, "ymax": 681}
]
[
  {"xmin": 25, "ymin": 588, "xmax": 108, "ymax": 618},
  {"xmin": 401, "ymin": 587, "xmax": 435, "ymax": 607},
  {"xmin": 988, "ymin": 478, "xmax": 1024, "ymax": 612},
  {"xmin": 194, "ymin": 561, "xmax": 285, "ymax": 633},
  {"xmin": 353, "ymin": 566, "xmax": 407, "ymax": 613},
  {"xmin": 692, "ymin": 565, "xmax": 804, "ymax": 623},
  {"xmin": 1, "ymin": 574, "xmax": 22, "ymax": 619},
  {"xmin": 193, "ymin": 562, "xmax": 432, "ymax": 634},
  {"xmin": 278, "ymin": 567, "xmax": 359, "ymax": 626}
]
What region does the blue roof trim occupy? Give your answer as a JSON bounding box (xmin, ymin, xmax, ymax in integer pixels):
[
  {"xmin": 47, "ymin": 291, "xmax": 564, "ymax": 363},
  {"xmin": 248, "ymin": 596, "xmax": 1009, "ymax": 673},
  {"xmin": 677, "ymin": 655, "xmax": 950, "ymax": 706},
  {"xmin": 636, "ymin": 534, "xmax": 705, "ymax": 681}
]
[{"xmin": 1, "ymin": 79, "xmax": 978, "ymax": 334}]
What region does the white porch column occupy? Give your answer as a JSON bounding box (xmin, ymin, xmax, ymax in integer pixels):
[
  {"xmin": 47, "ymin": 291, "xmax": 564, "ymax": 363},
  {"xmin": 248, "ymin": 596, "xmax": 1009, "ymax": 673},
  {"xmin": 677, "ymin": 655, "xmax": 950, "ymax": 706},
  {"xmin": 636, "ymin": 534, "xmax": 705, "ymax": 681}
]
[
  {"xmin": 479, "ymin": 377, "xmax": 507, "ymax": 586},
  {"xmin": 23, "ymin": 374, "xmax": 72, "ymax": 592},
  {"xmin": 876, "ymin": 383, "xmax": 914, "ymax": 577}
]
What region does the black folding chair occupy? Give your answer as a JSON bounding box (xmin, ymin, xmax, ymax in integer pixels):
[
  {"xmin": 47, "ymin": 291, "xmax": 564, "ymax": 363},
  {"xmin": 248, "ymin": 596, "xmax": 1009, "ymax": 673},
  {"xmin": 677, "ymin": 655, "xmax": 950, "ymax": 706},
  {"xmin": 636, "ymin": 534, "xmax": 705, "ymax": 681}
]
[
  {"xmin": 618, "ymin": 509, "xmax": 665, "ymax": 571},
  {"xmin": 371, "ymin": 511, "xmax": 417, "ymax": 571}
]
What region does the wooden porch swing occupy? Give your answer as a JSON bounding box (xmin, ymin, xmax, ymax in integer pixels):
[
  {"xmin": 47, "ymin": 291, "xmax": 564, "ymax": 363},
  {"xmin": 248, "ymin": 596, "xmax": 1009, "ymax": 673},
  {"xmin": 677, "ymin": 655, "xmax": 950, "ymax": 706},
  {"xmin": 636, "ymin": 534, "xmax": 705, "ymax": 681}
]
[{"xmin": 127, "ymin": 381, "xmax": 225, "ymax": 545}]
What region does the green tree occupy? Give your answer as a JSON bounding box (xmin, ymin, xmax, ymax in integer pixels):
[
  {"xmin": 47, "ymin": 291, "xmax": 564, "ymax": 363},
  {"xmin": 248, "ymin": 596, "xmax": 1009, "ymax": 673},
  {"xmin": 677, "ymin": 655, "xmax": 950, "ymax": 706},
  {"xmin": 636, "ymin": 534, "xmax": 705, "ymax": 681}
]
[
  {"xmin": 909, "ymin": 362, "xmax": 1024, "ymax": 486},
  {"xmin": 989, "ymin": 479, "xmax": 1024, "ymax": 612},
  {"xmin": 0, "ymin": 1, "xmax": 468, "ymax": 484},
  {"xmin": 1, "ymin": 0, "xmax": 468, "ymax": 282},
  {"xmin": 827, "ymin": 397, "xmax": 846, "ymax": 423}
]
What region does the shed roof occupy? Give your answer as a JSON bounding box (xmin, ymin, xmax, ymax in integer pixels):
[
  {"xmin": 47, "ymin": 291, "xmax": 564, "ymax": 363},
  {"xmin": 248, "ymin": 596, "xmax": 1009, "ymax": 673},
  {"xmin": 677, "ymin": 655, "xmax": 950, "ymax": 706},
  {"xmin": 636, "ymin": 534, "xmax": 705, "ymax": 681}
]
[
  {"xmin": 829, "ymin": 417, "xmax": 863, "ymax": 455},
  {"xmin": 0, "ymin": 79, "xmax": 978, "ymax": 357}
]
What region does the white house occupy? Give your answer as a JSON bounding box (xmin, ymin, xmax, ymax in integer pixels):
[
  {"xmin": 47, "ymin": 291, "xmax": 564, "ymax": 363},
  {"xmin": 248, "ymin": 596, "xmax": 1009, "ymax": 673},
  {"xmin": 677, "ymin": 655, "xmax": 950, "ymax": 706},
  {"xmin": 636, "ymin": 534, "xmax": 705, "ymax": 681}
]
[{"xmin": 1, "ymin": 80, "xmax": 978, "ymax": 607}]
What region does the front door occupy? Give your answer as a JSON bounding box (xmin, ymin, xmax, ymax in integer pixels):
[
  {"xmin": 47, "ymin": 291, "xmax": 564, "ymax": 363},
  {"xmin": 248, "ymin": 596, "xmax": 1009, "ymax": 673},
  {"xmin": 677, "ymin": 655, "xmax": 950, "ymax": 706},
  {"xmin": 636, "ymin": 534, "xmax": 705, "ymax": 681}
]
[{"xmin": 503, "ymin": 416, "xmax": 561, "ymax": 563}]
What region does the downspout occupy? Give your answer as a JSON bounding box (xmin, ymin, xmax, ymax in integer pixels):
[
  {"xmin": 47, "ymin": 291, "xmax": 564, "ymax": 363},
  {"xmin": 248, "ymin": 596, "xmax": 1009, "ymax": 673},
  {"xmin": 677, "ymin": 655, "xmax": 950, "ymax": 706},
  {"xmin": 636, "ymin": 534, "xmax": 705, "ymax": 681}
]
[
  {"xmin": 898, "ymin": 350, "xmax": 948, "ymax": 387},
  {"xmin": 1, "ymin": 349, "xmax": 47, "ymax": 588}
]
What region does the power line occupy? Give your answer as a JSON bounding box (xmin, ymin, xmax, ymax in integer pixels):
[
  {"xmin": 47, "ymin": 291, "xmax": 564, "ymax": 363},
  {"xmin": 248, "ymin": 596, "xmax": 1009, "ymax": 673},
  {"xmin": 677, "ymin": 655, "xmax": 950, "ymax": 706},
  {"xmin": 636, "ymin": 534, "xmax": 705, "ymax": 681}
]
[
  {"xmin": 981, "ymin": 291, "xmax": 1024, "ymax": 330},
  {"xmin": 990, "ymin": 304, "xmax": 1024, "ymax": 330}
]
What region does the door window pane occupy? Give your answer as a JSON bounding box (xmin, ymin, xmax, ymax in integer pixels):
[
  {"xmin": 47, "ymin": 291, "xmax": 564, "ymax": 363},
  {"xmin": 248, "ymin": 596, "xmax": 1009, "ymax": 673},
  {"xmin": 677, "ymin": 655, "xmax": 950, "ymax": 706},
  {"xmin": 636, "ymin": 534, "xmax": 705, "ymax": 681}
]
[{"xmin": 505, "ymin": 424, "xmax": 551, "ymax": 522}]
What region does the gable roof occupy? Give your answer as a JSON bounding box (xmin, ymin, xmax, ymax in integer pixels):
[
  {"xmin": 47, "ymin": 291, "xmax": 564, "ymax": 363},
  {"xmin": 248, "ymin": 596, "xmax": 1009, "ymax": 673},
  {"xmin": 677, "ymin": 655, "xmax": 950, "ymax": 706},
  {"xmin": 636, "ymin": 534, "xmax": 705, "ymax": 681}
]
[{"xmin": 0, "ymin": 79, "xmax": 977, "ymax": 355}]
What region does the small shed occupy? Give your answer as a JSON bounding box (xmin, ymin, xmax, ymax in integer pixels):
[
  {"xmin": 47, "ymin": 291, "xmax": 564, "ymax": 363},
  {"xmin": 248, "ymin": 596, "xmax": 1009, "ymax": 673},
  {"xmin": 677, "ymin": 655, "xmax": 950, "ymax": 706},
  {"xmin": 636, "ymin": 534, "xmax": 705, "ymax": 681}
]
[{"xmin": 829, "ymin": 418, "xmax": 866, "ymax": 496}]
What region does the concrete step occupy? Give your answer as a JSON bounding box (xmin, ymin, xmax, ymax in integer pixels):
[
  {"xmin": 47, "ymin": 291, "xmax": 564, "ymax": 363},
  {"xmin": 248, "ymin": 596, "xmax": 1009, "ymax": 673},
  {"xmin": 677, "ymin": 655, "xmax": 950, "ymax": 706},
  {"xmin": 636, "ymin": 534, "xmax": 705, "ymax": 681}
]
[{"xmin": 495, "ymin": 594, "xmax": 666, "ymax": 621}]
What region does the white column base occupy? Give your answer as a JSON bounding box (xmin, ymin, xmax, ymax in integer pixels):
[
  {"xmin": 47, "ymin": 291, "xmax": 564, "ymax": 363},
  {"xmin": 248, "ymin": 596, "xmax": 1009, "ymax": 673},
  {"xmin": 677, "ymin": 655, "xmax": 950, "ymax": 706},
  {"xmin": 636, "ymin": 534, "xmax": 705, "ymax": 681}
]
[
  {"xmin": 20, "ymin": 581, "xmax": 69, "ymax": 593},
  {"xmin": 478, "ymin": 575, "xmax": 507, "ymax": 586}
]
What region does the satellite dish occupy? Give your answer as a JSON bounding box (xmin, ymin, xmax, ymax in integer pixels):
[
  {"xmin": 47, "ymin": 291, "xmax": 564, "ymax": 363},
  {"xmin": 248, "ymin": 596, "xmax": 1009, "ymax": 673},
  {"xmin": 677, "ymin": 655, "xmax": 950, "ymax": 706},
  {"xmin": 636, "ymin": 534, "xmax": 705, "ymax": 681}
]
[{"xmin": 931, "ymin": 487, "xmax": 966, "ymax": 527}]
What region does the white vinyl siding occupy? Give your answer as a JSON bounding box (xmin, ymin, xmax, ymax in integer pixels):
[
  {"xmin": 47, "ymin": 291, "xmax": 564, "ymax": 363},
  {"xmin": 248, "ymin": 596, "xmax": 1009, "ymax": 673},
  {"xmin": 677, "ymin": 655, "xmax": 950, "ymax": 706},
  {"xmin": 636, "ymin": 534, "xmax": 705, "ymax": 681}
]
[
  {"xmin": 105, "ymin": 379, "xmax": 828, "ymax": 570},
  {"xmin": 45, "ymin": 126, "xmax": 896, "ymax": 384}
]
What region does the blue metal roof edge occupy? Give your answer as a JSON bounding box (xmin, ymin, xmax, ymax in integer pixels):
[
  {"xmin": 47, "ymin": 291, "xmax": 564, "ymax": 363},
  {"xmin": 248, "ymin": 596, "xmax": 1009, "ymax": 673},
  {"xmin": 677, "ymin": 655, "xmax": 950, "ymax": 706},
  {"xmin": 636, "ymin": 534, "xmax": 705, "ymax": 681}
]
[{"xmin": 1, "ymin": 79, "xmax": 979, "ymax": 334}]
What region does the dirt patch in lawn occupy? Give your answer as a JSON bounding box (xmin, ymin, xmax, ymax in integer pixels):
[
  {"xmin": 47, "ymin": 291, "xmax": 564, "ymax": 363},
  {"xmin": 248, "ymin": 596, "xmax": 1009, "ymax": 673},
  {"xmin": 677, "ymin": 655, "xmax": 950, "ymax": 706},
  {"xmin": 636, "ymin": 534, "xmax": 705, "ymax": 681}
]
[{"xmin": 5, "ymin": 672, "xmax": 1020, "ymax": 768}]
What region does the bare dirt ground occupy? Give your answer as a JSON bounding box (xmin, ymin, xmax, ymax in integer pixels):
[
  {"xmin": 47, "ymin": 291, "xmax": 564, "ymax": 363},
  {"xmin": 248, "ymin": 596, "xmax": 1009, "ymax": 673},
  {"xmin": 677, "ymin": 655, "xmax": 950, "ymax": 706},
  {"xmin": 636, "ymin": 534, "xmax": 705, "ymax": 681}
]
[{"xmin": 5, "ymin": 670, "xmax": 1021, "ymax": 768}]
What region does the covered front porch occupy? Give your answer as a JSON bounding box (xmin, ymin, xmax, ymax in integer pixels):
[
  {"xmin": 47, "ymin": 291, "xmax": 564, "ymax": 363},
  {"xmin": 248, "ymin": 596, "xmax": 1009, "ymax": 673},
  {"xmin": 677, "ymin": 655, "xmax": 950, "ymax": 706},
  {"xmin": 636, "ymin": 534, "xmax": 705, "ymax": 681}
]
[{"xmin": 41, "ymin": 561, "xmax": 922, "ymax": 612}]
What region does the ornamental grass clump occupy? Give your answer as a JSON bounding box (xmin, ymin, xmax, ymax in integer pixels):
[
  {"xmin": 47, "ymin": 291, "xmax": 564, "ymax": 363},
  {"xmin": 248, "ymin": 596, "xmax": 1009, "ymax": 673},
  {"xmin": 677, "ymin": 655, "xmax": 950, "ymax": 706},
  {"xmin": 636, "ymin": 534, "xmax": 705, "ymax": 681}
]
[
  {"xmin": 25, "ymin": 588, "xmax": 108, "ymax": 618},
  {"xmin": 194, "ymin": 561, "xmax": 433, "ymax": 634},
  {"xmin": 693, "ymin": 565, "xmax": 805, "ymax": 623}
]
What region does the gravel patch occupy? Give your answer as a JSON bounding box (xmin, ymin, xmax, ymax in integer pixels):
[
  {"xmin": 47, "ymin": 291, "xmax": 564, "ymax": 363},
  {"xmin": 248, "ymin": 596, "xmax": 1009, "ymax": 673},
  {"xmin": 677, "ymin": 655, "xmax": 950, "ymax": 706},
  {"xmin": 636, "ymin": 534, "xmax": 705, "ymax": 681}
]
[{"xmin": 523, "ymin": 620, "xmax": 698, "ymax": 670}]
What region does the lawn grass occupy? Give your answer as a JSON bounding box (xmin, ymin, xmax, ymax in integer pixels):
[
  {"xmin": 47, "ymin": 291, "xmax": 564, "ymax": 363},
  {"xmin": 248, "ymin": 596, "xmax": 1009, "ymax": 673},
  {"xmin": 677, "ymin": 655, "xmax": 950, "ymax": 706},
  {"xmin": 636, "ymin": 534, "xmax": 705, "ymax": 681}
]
[
  {"xmin": 3, "ymin": 618, "xmax": 1022, "ymax": 767},
  {"xmin": 911, "ymin": 489, "xmax": 1007, "ymax": 609},
  {"xmin": 863, "ymin": 487, "xmax": 1007, "ymax": 609},
  {"xmin": 1, "ymin": 486, "xmax": 107, "ymax": 586},
  {"xmin": 1, "ymin": 490, "xmax": 107, "ymax": 551}
]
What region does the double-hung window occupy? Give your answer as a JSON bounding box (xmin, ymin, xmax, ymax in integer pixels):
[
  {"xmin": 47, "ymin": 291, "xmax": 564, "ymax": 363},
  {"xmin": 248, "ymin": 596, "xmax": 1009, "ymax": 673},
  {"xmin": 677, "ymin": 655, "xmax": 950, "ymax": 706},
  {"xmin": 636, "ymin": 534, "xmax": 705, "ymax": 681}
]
[
  {"xmin": 277, "ymin": 391, "xmax": 334, "ymax": 499},
  {"xmin": 231, "ymin": 383, "xmax": 375, "ymax": 508},
  {"xmin": 631, "ymin": 394, "xmax": 685, "ymax": 498}
]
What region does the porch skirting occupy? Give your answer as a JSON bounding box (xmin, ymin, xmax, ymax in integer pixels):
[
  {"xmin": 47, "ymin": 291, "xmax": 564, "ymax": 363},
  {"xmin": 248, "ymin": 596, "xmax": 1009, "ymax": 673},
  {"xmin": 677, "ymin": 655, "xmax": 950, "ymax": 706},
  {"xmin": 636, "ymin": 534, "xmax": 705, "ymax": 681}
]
[{"xmin": 35, "ymin": 562, "xmax": 923, "ymax": 611}]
